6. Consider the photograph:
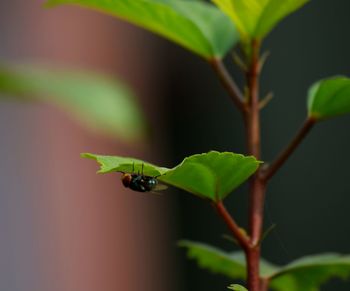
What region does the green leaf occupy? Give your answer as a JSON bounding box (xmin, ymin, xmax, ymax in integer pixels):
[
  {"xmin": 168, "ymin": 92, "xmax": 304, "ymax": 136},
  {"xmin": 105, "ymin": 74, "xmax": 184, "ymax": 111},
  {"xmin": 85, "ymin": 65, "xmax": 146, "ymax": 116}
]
[
  {"xmin": 270, "ymin": 253, "xmax": 350, "ymax": 291},
  {"xmin": 0, "ymin": 63, "xmax": 145, "ymax": 141},
  {"xmin": 178, "ymin": 240, "xmax": 278, "ymax": 279},
  {"xmin": 212, "ymin": 0, "xmax": 309, "ymax": 42},
  {"xmin": 227, "ymin": 284, "xmax": 248, "ymax": 291},
  {"xmin": 82, "ymin": 153, "xmax": 168, "ymax": 177},
  {"xmin": 307, "ymin": 76, "xmax": 350, "ymax": 120},
  {"xmin": 180, "ymin": 241, "xmax": 350, "ymax": 291},
  {"xmin": 82, "ymin": 151, "xmax": 261, "ymax": 201},
  {"xmin": 179, "ymin": 240, "xmax": 246, "ymax": 280},
  {"xmin": 45, "ymin": 0, "xmax": 239, "ymax": 60}
]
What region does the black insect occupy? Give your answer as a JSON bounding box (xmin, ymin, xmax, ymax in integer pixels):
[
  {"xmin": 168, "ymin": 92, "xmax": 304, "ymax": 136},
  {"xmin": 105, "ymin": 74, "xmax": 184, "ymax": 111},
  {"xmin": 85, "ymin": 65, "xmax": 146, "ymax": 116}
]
[{"xmin": 121, "ymin": 163, "xmax": 166, "ymax": 193}]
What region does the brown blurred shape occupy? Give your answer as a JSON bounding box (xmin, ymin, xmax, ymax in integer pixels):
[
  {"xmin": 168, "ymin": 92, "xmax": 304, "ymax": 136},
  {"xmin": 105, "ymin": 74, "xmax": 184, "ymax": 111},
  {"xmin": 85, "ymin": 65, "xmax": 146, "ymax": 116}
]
[{"xmin": 0, "ymin": 1, "xmax": 173, "ymax": 291}]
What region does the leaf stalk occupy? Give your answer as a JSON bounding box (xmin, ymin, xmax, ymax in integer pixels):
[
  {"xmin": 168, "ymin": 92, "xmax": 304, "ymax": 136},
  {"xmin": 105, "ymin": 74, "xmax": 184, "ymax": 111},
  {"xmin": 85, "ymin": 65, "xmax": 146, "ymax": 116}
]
[
  {"xmin": 210, "ymin": 59, "xmax": 248, "ymax": 115},
  {"xmin": 214, "ymin": 201, "xmax": 250, "ymax": 251},
  {"xmin": 261, "ymin": 117, "xmax": 316, "ymax": 182}
]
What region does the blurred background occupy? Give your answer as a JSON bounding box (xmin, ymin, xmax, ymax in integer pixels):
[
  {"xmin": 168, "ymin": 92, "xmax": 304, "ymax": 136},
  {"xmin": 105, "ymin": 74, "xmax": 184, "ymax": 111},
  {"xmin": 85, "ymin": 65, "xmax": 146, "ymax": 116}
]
[{"xmin": 0, "ymin": 0, "xmax": 350, "ymax": 291}]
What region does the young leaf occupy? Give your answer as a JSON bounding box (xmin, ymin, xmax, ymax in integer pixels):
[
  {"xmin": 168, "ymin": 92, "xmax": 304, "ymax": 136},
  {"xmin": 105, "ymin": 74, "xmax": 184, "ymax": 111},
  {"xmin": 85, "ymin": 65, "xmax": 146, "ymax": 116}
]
[
  {"xmin": 0, "ymin": 64, "xmax": 145, "ymax": 141},
  {"xmin": 213, "ymin": 0, "xmax": 309, "ymax": 42},
  {"xmin": 82, "ymin": 151, "xmax": 261, "ymax": 201},
  {"xmin": 270, "ymin": 253, "xmax": 350, "ymax": 291},
  {"xmin": 179, "ymin": 240, "xmax": 278, "ymax": 279},
  {"xmin": 45, "ymin": 0, "xmax": 239, "ymax": 60},
  {"xmin": 180, "ymin": 241, "xmax": 350, "ymax": 291},
  {"xmin": 307, "ymin": 76, "xmax": 350, "ymax": 120},
  {"xmin": 227, "ymin": 284, "xmax": 248, "ymax": 291}
]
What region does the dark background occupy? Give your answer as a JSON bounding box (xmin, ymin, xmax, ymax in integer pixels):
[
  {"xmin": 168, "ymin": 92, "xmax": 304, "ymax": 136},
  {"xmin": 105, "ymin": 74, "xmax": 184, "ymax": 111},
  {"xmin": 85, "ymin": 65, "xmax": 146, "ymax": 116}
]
[{"xmin": 160, "ymin": 0, "xmax": 350, "ymax": 290}]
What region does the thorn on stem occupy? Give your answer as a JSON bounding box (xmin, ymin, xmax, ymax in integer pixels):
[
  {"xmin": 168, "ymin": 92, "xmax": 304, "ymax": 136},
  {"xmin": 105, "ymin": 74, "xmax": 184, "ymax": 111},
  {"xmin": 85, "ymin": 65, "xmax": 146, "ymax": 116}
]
[
  {"xmin": 258, "ymin": 224, "xmax": 276, "ymax": 245},
  {"xmin": 232, "ymin": 51, "xmax": 248, "ymax": 72},
  {"xmin": 222, "ymin": 234, "xmax": 239, "ymax": 245},
  {"xmin": 259, "ymin": 92, "xmax": 274, "ymax": 110},
  {"xmin": 259, "ymin": 50, "xmax": 270, "ymax": 72}
]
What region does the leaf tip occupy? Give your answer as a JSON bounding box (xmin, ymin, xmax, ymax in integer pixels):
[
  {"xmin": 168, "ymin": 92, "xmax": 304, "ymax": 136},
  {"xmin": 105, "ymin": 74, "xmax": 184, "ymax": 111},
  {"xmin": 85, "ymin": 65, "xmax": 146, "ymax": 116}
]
[
  {"xmin": 80, "ymin": 153, "xmax": 106, "ymax": 174},
  {"xmin": 80, "ymin": 153, "xmax": 97, "ymax": 160}
]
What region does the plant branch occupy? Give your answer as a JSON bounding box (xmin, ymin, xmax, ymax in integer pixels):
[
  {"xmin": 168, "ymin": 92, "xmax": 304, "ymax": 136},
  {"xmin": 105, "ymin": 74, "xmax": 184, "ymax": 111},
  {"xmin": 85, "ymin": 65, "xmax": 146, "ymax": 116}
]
[
  {"xmin": 210, "ymin": 59, "xmax": 248, "ymax": 115},
  {"xmin": 246, "ymin": 44, "xmax": 261, "ymax": 159},
  {"xmin": 261, "ymin": 117, "xmax": 316, "ymax": 182},
  {"xmin": 260, "ymin": 278, "xmax": 270, "ymax": 291},
  {"xmin": 246, "ymin": 39, "xmax": 264, "ymax": 291},
  {"xmin": 248, "ymin": 179, "xmax": 266, "ymax": 247},
  {"xmin": 246, "ymin": 39, "xmax": 264, "ymax": 244},
  {"xmin": 214, "ymin": 201, "xmax": 250, "ymax": 251}
]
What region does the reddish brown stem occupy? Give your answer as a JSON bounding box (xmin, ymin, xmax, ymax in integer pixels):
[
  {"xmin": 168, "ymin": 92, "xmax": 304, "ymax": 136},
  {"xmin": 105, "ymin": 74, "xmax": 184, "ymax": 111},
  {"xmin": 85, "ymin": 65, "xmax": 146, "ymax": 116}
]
[
  {"xmin": 246, "ymin": 247, "xmax": 261, "ymax": 291},
  {"xmin": 246, "ymin": 46, "xmax": 261, "ymax": 159},
  {"xmin": 262, "ymin": 117, "xmax": 316, "ymax": 182},
  {"xmin": 214, "ymin": 201, "xmax": 250, "ymax": 251},
  {"xmin": 249, "ymin": 179, "xmax": 266, "ymax": 246},
  {"xmin": 260, "ymin": 278, "xmax": 270, "ymax": 291},
  {"xmin": 246, "ymin": 39, "xmax": 265, "ymax": 291},
  {"xmin": 210, "ymin": 59, "xmax": 248, "ymax": 115}
]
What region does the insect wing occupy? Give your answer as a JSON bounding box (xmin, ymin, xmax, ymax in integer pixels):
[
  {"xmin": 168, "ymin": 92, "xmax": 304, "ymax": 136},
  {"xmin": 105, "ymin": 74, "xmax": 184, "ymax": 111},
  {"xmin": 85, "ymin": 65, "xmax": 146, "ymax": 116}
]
[
  {"xmin": 147, "ymin": 181, "xmax": 168, "ymax": 195},
  {"xmin": 153, "ymin": 183, "xmax": 168, "ymax": 191}
]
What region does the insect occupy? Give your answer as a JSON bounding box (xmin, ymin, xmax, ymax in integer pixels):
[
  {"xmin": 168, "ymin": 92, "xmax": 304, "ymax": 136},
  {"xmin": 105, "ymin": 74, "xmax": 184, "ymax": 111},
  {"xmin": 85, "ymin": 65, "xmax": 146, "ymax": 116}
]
[{"xmin": 121, "ymin": 163, "xmax": 167, "ymax": 193}]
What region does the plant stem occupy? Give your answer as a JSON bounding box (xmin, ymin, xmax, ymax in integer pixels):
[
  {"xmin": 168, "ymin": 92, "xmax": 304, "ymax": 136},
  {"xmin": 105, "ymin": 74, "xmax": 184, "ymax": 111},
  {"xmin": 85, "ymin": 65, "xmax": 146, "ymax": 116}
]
[
  {"xmin": 246, "ymin": 246, "xmax": 261, "ymax": 291},
  {"xmin": 248, "ymin": 179, "xmax": 266, "ymax": 246},
  {"xmin": 246, "ymin": 39, "xmax": 265, "ymax": 291},
  {"xmin": 214, "ymin": 201, "xmax": 250, "ymax": 251},
  {"xmin": 260, "ymin": 278, "xmax": 270, "ymax": 291},
  {"xmin": 246, "ymin": 43, "xmax": 261, "ymax": 159},
  {"xmin": 210, "ymin": 59, "xmax": 248, "ymax": 115},
  {"xmin": 262, "ymin": 117, "xmax": 316, "ymax": 181}
]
